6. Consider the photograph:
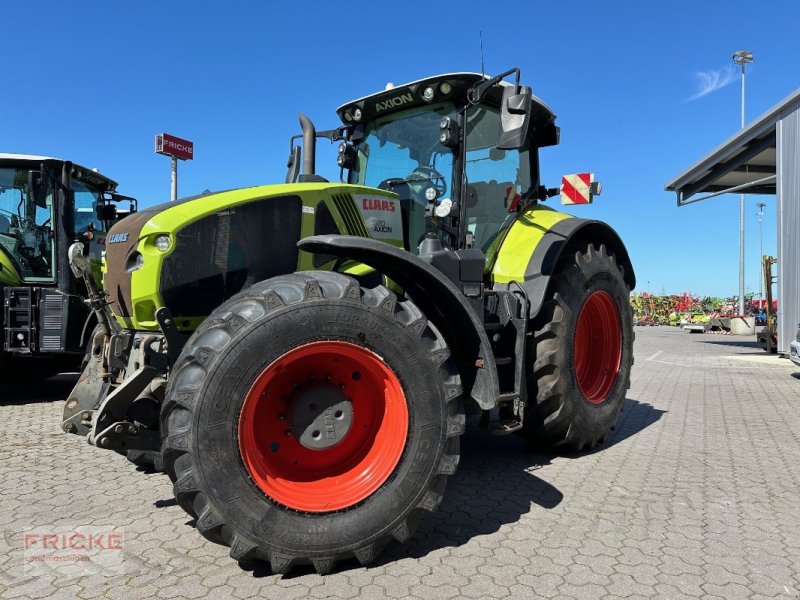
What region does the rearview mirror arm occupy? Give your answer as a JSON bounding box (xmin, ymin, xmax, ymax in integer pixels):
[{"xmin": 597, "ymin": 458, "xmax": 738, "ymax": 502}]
[{"xmin": 467, "ymin": 67, "xmax": 520, "ymax": 104}]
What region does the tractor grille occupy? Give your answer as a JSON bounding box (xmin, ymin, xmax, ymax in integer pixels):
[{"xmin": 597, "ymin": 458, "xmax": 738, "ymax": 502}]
[
  {"xmin": 41, "ymin": 336, "xmax": 62, "ymax": 351},
  {"xmin": 43, "ymin": 314, "xmax": 63, "ymax": 330},
  {"xmin": 330, "ymin": 193, "xmax": 369, "ymax": 237},
  {"xmin": 45, "ymin": 295, "xmax": 63, "ymax": 311},
  {"xmin": 160, "ymin": 196, "xmax": 303, "ymax": 317},
  {"xmin": 43, "ymin": 294, "xmax": 63, "ymax": 330}
]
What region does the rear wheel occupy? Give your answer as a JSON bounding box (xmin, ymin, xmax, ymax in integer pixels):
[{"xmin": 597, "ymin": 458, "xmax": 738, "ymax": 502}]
[
  {"xmin": 161, "ymin": 271, "xmax": 463, "ymax": 573},
  {"xmin": 521, "ymin": 243, "xmax": 633, "ymax": 451}
]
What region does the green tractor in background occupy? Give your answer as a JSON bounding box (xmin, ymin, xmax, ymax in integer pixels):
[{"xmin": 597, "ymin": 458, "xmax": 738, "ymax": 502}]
[
  {"xmin": 0, "ymin": 154, "xmax": 135, "ymax": 378},
  {"xmin": 64, "ymin": 69, "xmax": 635, "ymax": 573}
]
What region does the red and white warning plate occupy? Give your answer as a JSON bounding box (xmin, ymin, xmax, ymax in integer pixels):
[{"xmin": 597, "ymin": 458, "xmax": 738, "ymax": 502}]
[{"xmin": 560, "ymin": 173, "xmax": 595, "ymax": 205}]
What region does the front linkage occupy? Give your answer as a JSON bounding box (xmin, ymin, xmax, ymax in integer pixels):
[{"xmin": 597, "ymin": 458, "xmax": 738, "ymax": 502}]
[{"xmin": 62, "ymin": 243, "xmax": 175, "ymax": 458}]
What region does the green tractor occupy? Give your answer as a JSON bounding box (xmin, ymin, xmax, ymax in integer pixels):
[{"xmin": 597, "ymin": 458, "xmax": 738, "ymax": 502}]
[
  {"xmin": 63, "ymin": 69, "xmax": 634, "ymax": 573},
  {"xmin": 0, "ymin": 154, "xmax": 135, "ymax": 378}
]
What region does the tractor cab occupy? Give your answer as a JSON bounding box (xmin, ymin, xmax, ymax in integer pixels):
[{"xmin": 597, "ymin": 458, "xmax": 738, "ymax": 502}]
[
  {"xmin": 0, "ymin": 154, "xmax": 135, "ymax": 285},
  {"xmin": 333, "ymin": 72, "xmax": 560, "ymax": 256},
  {"xmin": 0, "ymin": 154, "xmax": 135, "ymax": 360}
]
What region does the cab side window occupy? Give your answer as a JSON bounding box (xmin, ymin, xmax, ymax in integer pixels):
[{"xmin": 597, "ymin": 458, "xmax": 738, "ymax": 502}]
[
  {"xmin": 464, "ymin": 106, "xmax": 532, "ymax": 253},
  {"xmin": 72, "ymin": 181, "xmax": 102, "ymax": 237}
]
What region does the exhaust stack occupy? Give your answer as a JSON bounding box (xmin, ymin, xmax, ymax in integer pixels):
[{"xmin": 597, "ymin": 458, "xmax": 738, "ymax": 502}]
[{"xmin": 298, "ymin": 113, "xmax": 316, "ymax": 176}]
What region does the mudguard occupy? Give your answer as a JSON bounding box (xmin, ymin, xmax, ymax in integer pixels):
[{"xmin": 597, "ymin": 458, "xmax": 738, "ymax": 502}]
[
  {"xmin": 506, "ymin": 217, "xmax": 636, "ymax": 319},
  {"xmin": 0, "ymin": 251, "xmax": 21, "ymax": 286},
  {"xmin": 298, "ymin": 235, "xmax": 500, "ymax": 410}
]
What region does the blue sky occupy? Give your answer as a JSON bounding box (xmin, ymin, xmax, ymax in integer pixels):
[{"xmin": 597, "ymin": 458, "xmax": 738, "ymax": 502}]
[{"xmin": 4, "ymin": 1, "xmax": 798, "ymax": 296}]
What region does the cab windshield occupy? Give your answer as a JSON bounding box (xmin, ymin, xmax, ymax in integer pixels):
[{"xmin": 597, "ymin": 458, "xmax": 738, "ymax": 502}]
[
  {"xmin": 0, "ymin": 168, "xmax": 55, "ymax": 281},
  {"xmin": 349, "ymin": 102, "xmax": 457, "ymax": 252},
  {"xmin": 349, "ymin": 100, "xmax": 534, "ymax": 257}
]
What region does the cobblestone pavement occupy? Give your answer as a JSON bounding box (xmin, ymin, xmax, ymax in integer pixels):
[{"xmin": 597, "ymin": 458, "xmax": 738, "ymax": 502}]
[{"xmin": 1, "ymin": 327, "xmax": 799, "ymax": 599}]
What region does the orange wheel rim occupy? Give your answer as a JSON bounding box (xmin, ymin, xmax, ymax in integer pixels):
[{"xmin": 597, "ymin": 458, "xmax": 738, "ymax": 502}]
[
  {"xmin": 574, "ymin": 291, "xmax": 622, "ymax": 404},
  {"xmin": 238, "ymin": 341, "xmax": 409, "ymax": 512}
]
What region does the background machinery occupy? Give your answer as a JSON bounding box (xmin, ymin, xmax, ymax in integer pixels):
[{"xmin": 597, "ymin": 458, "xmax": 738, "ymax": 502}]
[
  {"xmin": 63, "ymin": 69, "xmax": 635, "ymax": 573},
  {"xmin": 0, "ymin": 154, "xmax": 135, "ymax": 377}
]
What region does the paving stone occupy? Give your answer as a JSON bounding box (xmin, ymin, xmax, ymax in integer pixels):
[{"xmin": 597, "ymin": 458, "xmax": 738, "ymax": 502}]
[{"xmin": 1, "ymin": 328, "xmax": 799, "ymax": 598}]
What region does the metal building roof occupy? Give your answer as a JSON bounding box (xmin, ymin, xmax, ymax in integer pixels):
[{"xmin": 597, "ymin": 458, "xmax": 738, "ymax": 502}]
[{"xmin": 665, "ymin": 87, "xmax": 800, "ymax": 204}]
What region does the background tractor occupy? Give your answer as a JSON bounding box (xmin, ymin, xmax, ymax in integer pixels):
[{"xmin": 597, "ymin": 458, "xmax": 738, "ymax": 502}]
[
  {"xmin": 0, "ymin": 154, "xmax": 135, "ymax": 378},
  {"xmin": 63, "ymin": 69, "xmax": 635, "ymax": 573}
]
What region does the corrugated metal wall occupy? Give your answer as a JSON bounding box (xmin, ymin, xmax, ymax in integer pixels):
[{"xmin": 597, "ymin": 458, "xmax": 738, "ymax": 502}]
[{"xmin": 776, "ymin": 105, "xmax": 800, "ymax": 353}]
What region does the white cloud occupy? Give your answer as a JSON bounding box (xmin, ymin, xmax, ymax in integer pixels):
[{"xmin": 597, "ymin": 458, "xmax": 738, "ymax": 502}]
[{"xmin": 686, "ymin": 64, "xmax": 738, "ymax": 101}]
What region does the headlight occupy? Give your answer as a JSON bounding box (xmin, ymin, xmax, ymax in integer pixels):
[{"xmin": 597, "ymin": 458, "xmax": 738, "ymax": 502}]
[
  {"xmin": 126, "ymin": 252, "xmax": 145, "ymax": 272},
  {"xmin": 155, "ymin": 234, "xmax": 172, "ymax": 252},
  {"xmin": 422, "ymin": 86, "xmax": 435, "ymax": 102},
  {"xmin": 352, "ymin": 108, "xmax": 363, "ymax": 121}
]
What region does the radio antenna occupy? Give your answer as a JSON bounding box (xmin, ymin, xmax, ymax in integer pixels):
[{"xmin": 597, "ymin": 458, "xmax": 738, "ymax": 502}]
[{"xmin": 480, "ymin": 31, "xmax": 485, "ymax": 78}]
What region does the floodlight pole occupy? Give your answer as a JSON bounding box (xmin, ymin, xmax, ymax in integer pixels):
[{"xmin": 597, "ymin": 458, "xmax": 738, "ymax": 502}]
[
  {"xmin": 733, "ymin": 50, "xmax": 754, "ymax": 316},
  {"xmin": 171, "ymin": 156, "xmax": 178, "ymax": 202},
  {"xmin": 757, "ymin": 202, "xmax": 766, "ymax": 308}
]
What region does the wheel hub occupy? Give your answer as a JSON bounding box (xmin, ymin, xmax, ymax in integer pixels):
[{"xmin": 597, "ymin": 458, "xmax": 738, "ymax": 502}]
[
  {"xmin": 238, "ymin": 340, "xmax": 409, "ymax": 512},
  {"xmin": 288, "ymin": 385, "xmax": 353, "ymax": 450}
]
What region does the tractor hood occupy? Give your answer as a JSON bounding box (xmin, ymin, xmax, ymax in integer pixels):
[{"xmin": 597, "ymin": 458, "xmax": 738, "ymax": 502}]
[{"xmin": 102, "ymin": 182, "xmax": 399, "ymax": 331}]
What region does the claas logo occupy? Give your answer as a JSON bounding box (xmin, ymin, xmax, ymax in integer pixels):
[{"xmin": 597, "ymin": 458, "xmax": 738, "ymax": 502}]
[{"xmin": 363, "ymin": 198, "xmax": 396, "ymax": 212}]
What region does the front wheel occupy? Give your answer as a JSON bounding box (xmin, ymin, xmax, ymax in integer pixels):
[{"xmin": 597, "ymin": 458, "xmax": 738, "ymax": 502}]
[
  {"xmin": 161, "ymin": 272, "xmax": 463, "ymax": 574},
  {"xmin": 520, "ymin": 243, "xmax": 633, "ymax": 451}
]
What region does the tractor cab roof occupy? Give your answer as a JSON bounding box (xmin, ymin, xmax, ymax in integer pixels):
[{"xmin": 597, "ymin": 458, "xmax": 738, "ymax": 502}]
[
  {"xmin": 0, "ymin": 153, "xmax": 119, "ymax": 192},
  {"xmin": 336, "ymin": 72, "xmax": 557, "ymax": 128}
]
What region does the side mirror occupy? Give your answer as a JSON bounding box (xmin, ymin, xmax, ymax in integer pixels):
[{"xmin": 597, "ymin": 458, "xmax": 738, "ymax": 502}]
[
  {"xmin": 68, "ymin": 242, "xmax": 92, "ymax": 278},
  {"xmin": 96, "ymin": 204, "xmax": 118, "ymax": 221},
  {"xmin": 497, "ymin": 85, "xmax": 532, "ymax": 150},
  {"xmin": 27, "ymin": 170, "xmax": 47, "ymax": 207}
]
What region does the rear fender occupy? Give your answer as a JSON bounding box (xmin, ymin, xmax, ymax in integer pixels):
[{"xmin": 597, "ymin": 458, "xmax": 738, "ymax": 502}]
[
  {"xmin": 298, "ymin": 235, "xmax": 500, "ymax": 410},
  {"xmin": 510, "ymin": 218, "xmax": 636, "ymax": 318}
]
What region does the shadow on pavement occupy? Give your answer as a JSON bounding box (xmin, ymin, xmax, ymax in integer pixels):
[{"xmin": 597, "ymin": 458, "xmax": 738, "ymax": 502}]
[
  {"xmin": 0, "ymin": 373, "xmax": 78, "ymax": 405},
  {"xmin": 602, "ymin": 397, "xmax": 666, "ymax": 450},
  {"xmin": 380, "ymin": 427, "xmax": 562, "ymax": 564},
  {"xmin": 700, "ymin": 338, "xmax": 762, "ymax": 350},
  {"xmin": 238, "ymin": 422, "xmax": 564, "ymax": 578},
  {"xmin": 200, "ymin": 400, "xmax": 663, "ymax": 578}
]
